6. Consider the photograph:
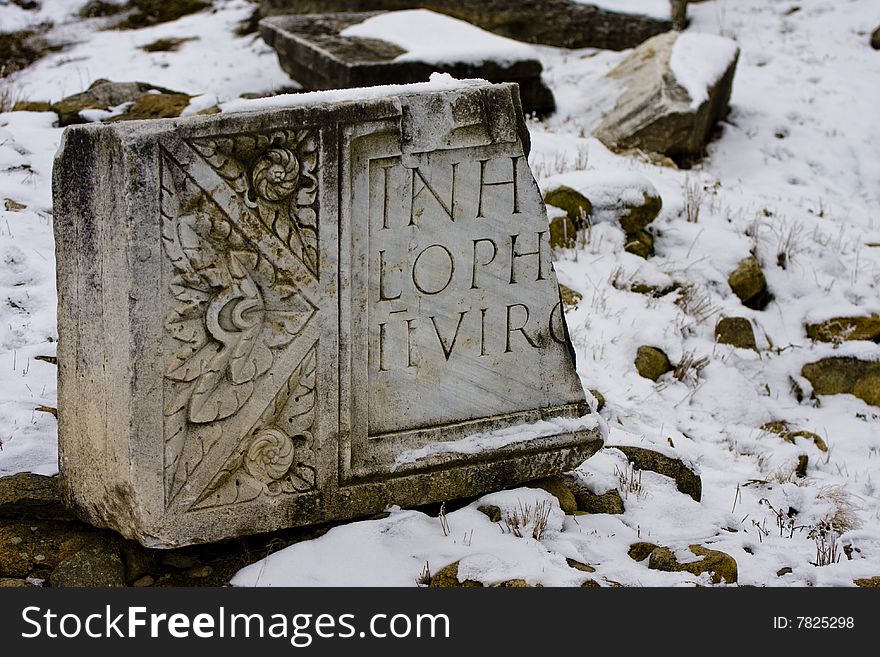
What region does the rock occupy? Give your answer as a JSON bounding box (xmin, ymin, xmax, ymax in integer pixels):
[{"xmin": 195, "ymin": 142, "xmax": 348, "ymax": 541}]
[
  {"xmin": 494, "ymin": 578, "xmax": 532, "ymax": 587},
  {"xmin": 259, "ymin": 0, "xmax": 673, "ymax": 51},
  {"xmin": 260, "ymin": 11, "xmax": 555, "ymax": 115},
  {"xmin": 186, "ymin": 565, "xmax": 213, "ymax": 578},
  {"xmin": 133, "ymin": 575, "xmax": 155, "ymax": 587},
  {"xmin": 0, "ymin": 520, "xmax": 98, "ymax": 579},
  {"xmin": 108, "ymin": 92, "xmax": 191, "ymax": 122},
  {"xmin": 54, "ymin": 80, "xmax": 600, "ymax": 547},
  {"xmin": 572, "ymin": 487, "xmax": 624, "ymax": 515},
  {"xmin": 795, "ymin": 454, "xmax": 809, "ymax": 478},
  {"xmin": 580, "ymin": 578, "xmax": 600, "ymax": 587},
  {"xmin": 544, "ymin": 186, "xmax": 591, "ymax": 233},
  {"xmin": 544, "ymin": 170, "xmax": 662, "ymax": 234},
  {"xmin": 871, "ymin": 26, "xmax": 880, "ymax": 50},
  {"xmin": 596, "ymin": 31, "xmax": 740, "ymax": 163},
  {"xmin": 11, "ymin": 100, "xmax": 53, "ymax": 112},
  {"xmin": 647, "ymin": 545, "xmax": 737, "ymax": 584},
  {"xmin": 566, "ymin": 558, "xmax": 595, "ymax": 573},
  {"xmin": 51, "ymin": 79, "xmax": 187, "ymax": 126},
  {"xmin": 548, "ymin": 213, "xmax": 578, "ymax": 249},
  {"xmin": 50, "ymin": 543, "xmax": 126, "ymax": 587},
  {"xmin": 588, "ymin": 389, "xmax": 605, "ymax": 413},
  {"xmin": 624, "ymin": 229, "xmax": 654, "ymax": 258},
  {"xmin": 526, "ymin": 476, "xmax": 578, "ymax": 515},
  {"xmin": 760, "ymin": 421, "xmax": 828, "ymax": 452},
  {"xmin": 117, "ymin": 0, "xmax": 212, "ymax": 30},
  {"xmin": 140, "ymin": 37, "xmax": 198, "ymax": 52},
  {"xmin": 477, "ymin": 504, "xmax": 502, "ymax": 523},
  {"xmin": 855, "ymin": 576, "xmax": 880, "ymax": 587},
  {"xmin": 628, "ymin": 542, "xmax": 659, "ymax": 562},
  {"xmin": 558, "ymin": 284, "xmax": 582, "ymax": 309},
  {"xmin": 634, "ymin": 346, "xmax": 671, "ymax": 381},
  {"xmin": 802, "ymin": 357, "xmax": 880, "ymax": 407},
  {"xmin": 0, "ymin": 473, "xmax": 71, "ymax": 520},
  {"xmin": 728, "ymin": 256, "xmax": 771, "ymax": 310},
  {"xmin": 120, "ymin": 542, "xmax": 153, "ymax": 582},
  {"xmin": 715, "ymin": 317, "xmax": 757, "ymax": 350},
  {"xmin": 429, "ymin": 561, "xmax": 483, "ymax": 588},
  {"xmin": 78, "ymin": 1, "xmax": 129, "ymax": 18},
  {"xmin": 612, "ymin": 445, "xmax": 701, "ymax": 501},
  {"xmin": 0, "ymin": 577, "xmax": 37, "ymax": 587},
  {"xmin": 806, "ymin": 315, "xmax": 880, "ymax": 343},
  {"xmin": 776, "ymin": 567, "xmax": 793, "ymax": 577}
]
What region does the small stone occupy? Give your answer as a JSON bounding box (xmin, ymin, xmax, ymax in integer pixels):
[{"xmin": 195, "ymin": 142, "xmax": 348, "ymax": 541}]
[
  {"xmin": 559, "ymin": 283, "xmax": 582, "ymax": 309},
  {"xmin": 612, "ymin": 445, "xmax": 701, "ymax": 501},
  {"xmin": 429, "ymin": 561, "xmax": 483, "ymax": 588},
  {"xmin": 566, "ymin": 558, "xmax": 595, "ymax": 573},
  {"xmin": 108, "ymin": 93, "xmax": 191, "ymax": 122},
  {"xmin": 634, "ymin": 346, "xmax": 671, "ymax": 381},
  {"xmin": 544, "ymin": 186, "xmax": 592, "ymax": 235},
  {"xmin": 10, "ymin": 537, "xmax": 22, "ymax": 545},
  {"xmin": 647, "ymin": 544, "xmax": 737, "ymax": 584},
  {"xmin": 854, "ymin": 576, "xmax": 880, "ymax": 587},
  {"xmin": 628, "ymin": 542, "xmax": 659, "ymax": 562},
  {"xmin": 624, "ymin": 229, "xmax": 654, "ymax": 259},
  {"xmin": 728, "ymin": 256, "xmax": 770, "ymax": 310},
  {"xmin": 185, "ymin": 565, "xmax": 213, "ymax": 579},
  {"xmin": 580, "ymin": 578, "xmax": 601, "ymax": 588},
  {"xmin": 160, "ymin": 552, "xmax": 199, "ymax": 570},
  {"xmin": 3, "ymin": 199, "xmax": 28, "ymax": 211},
  {"xmin": 871, "ymin": 26, "xmax": 880, "ymax": 50},
  {"xmin": 548, "ymin": 213, "xmax": 579, "ymax": 249},
  {"xmin": 51, "ymin": 80, "xmax": 187, "ymax": 126},
  {"xmin": 33, "ymin": 554, "xmax": 45, "ymax": 562},
  {"xmin": 11, "ymin": 101, "xmax": 52, "ymax": 113},
  {"xmin": 588, "ymin": 389, "xmax": 605, "ymax": 413},
  {"xmin": 0, "ymin": 473, "xmax": 69, "ymax": 520},
  {"xmin": 526, "ymin": 476, "xmax": 578, "ymax": 515},
  {"xmin": 133, "ymin": 575, "xmax": 155, "ymax": 587},
  {"xmin": 494, "ymin": 579, "xmax": 531, "ymax": 587},
  {"xmin": 760, "ymin": 421, "xmax": 828, "ymax": 452},
  {"xmin": 802, "ymin": 357, "xmax": 880, "ymax": 407},
  {"xmin": 50, "ymin": 543, "xmax": 126, "ymax": 588},
  {"xmin": 776, "ymin": 567, "xmax": 793, "ymax": 577},
  {"xmin": 0, "ymin": 577, "xmax": 37, "ymax": 587},
  {"xmin": 715, "ymin": 317, "xmax": 757, "ymax": 350},
  {"xmin": 806, "ymin": 315, "xmax": 880, "ymax": 343},
  {"xmin": 795, "ymin": 454, "xmax": 809, "ymax": 478},
  {"xmin": 477, "ymin": 505, "xmax": 502, "ymax": 523},
  {"xmin": 572, "ymin": 488, "xmax": 625, "ymax": 515}
]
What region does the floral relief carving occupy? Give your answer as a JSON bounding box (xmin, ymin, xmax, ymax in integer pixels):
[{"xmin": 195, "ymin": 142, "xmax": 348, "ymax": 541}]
[{"xmin": 160, "ymin": 134, "xmax": 319, "ymax": 506}]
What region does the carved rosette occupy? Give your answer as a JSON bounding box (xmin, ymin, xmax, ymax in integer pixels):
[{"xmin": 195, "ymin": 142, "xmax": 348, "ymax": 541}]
[
  {"xmin": 159, "ymin": 127, "xmax": 320, "ymax": 509},
  {"xmin": 188, "ymin": 129, "xmax": 319, "ymax": 275}
]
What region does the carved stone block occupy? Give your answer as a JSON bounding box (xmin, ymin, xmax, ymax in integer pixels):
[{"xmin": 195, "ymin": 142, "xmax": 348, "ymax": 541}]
[
  {"xmin": 260, "ymin": 11, "xmax": 556, "ymax": 114},
  {"xmin": 53, "ymin": 80, "xmax": 601, "ymax": 547}
]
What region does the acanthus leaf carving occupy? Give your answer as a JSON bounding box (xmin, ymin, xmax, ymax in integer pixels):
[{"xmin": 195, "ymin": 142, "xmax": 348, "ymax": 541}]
[{"xmin": 160, "ymin": 141, "xmax": 319, "ymax": 506}]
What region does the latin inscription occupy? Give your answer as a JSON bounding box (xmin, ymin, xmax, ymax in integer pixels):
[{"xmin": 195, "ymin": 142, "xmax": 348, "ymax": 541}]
[{"xmin": 366, "ymin": 148, "xmax": 573, "ymax": 434}]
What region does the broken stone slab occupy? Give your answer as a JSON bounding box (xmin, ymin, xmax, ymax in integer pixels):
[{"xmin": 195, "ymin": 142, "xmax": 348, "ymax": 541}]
[
  {"xmin": 258, "ymin": 0, "xmax": 673, "ymax": 50},
  {"xmin": 260, "ymin": 10, "xmax": 555, "ymax": 115},
  {"xmin": 596, "ymin": 31, "xmax": 740, "ymax": 163},
  {"xmin": 53, "ymin": 78, "xmax": 601, "ymax": 547}
]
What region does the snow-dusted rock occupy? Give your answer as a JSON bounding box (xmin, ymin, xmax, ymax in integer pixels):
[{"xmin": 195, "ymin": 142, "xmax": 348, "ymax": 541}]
[{"xmin": 596, "ymin": 31, "xmax": 740, "ymax": 161}]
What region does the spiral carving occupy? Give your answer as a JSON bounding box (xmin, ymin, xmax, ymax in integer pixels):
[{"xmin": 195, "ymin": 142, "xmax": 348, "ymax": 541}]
[{"xmin": 252, "ymin": 148, "xmax": 300, "ymax": 202}]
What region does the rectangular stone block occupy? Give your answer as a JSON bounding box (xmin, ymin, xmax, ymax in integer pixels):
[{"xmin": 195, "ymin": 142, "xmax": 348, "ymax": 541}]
[
  {"xmin": 53, "ymin": 80, "xmax": 601, "ymax": 547},
  {"xmin": 259, "ymin": 11, "xmax": 556, "ymax": 114}
]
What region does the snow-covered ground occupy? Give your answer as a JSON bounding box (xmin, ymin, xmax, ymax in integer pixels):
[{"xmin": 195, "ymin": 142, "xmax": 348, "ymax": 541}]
[{"xmin": 2, "ymin": 0, "xmax": 879, "ymax": 586}]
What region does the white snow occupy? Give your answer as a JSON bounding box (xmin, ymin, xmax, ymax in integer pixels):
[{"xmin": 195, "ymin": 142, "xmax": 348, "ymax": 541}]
[
  {"xmin": 670, "ymin": 32, "xmax": 740, "ymax": 107},
  {"xmin": 2, "ymin": 0, "xmax": 880, "ymax": 587},
  {"xmin": 573, "ymin": 0, "xmax": 672, "ymax": 20},
  {"xmin": 221, "ymin": 73, "xmax": 486, "ymax": 114},
  {"xmin": 393, "ymin": 415, "xmax": 602, "ymax": 470},
  {"xmin": 339, "ymin": 9, "xmax": 537, "ymax": 66}
]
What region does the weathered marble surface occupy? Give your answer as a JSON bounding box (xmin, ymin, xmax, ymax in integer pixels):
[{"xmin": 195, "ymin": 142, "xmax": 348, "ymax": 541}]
[{"xmin": 53, "ymin": 81, "xmax": 600, "ymax": 547}]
